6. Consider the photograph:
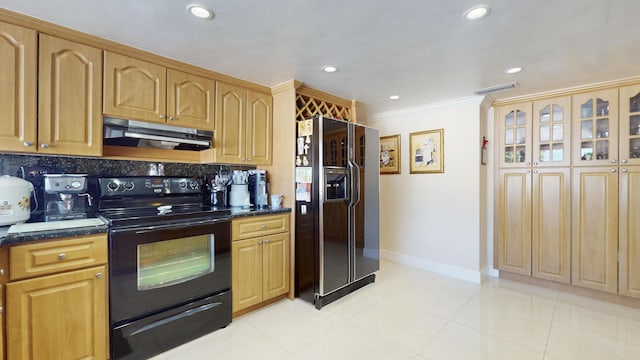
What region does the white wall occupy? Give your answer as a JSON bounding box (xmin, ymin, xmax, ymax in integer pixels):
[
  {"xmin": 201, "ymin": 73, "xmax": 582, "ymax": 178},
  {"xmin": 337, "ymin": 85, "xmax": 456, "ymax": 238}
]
[{"xmin": 364, "ymin": 96, "xmax": 490, "ymax": 283}]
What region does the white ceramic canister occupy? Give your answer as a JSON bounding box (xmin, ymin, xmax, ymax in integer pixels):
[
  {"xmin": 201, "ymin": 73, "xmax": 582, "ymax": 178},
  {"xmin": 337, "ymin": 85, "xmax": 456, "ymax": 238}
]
[
  {"xmin": 0, "ymin": 175, "xmax": 34, "ymax": 226},
  {"xmin": 229, "ymin": 184, "xmax": 249, "ymax": 207}
]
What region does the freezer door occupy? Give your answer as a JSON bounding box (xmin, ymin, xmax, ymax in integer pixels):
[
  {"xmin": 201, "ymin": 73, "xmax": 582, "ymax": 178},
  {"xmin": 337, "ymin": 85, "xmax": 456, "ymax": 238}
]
[{"xmin": 353, "ymin": 125, "xmax": 380, "ymax": 280}]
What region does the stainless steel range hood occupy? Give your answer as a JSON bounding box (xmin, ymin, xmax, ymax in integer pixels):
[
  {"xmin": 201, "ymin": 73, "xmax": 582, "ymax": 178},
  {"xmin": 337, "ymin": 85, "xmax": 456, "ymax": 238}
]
[{"xmin": 103, "ymin": 117, "xmax": 213, "ymax": 151}]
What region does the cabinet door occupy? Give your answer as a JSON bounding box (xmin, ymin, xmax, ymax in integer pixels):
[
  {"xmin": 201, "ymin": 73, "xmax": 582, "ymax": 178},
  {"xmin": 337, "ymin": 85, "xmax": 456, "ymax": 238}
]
[
  {"xmin": 167, "ymin": 69, "xmax": 214, "ymax": 130},
  {"xmin": 532, "ymin": 97, "xmax": 571, "ymax": 167},
  {"xmin": 0, "ymin": 21, "xmax": 36, "ymax": 153},
  {"xmin": 6, "ymin": 265, "xmax": 108, "ymax": 360},
  {"xmin": 571, "ymin": 167, "xmax": 618, "ymax": 293},
  {"xmin": 497, "ymin": 102, "xmax": 532, "ymax": 168},
  {"xmin": 104, "ymin": 51, "xmax": 166, "ymax": 123},
  {"xmin": 497, "ymin": 169, "xmax": 532, "ymax": 275},
  {"xmin": 262, "ymin": 232, "xmax": 289, "ymax": 300},
  {"xmin": 619, "ymin": 165, "xmax": 640, "ymax": 298},
  {"xmin": 619, "ymin": 85, "xmax": 640, "ymax": 166},
  {"xmin": 572, "ymin": 89, "xmax": 619, "ymax": 166},
  {"xmin": 215, "ymin": 82, "xmax": 246, "ymax": 164},
  {"xmin": 532, "ymin": 168, "xmax": 571, "ymax": 283},
  {"xmin": 231, "ymin": 238, "xmax": 262, "ymax": 312},
  {"xmin": 247, "ymin": 90, "xmax": 272, "ymax": 165},
  {"xmin": 38, "ymin": 34, "xmax": 102, "ymax": 156}
]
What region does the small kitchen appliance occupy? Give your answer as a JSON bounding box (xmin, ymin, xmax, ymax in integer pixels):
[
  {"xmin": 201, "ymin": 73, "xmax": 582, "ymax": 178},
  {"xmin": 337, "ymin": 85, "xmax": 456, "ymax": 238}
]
[
  {"xmin": 249, "ymin": 169, "xmax": 268, "ymax": 209},
  {"xmin": 0, "ymin": 175, "xmax": 34, "ymax": 226},
  {"xmin": 43, "ymin": 174, "xmax": 93, "ymax": 221}
]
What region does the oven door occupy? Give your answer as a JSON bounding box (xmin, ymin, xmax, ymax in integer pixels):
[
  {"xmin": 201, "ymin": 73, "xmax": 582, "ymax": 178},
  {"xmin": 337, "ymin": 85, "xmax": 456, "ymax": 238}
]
[{"xmin": 109, "ymin": 217, "xmax": 230, "ymax": 325}]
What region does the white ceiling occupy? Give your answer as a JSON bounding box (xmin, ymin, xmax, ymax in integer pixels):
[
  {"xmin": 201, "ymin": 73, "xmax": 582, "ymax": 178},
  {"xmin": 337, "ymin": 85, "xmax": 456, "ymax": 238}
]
[{"xmin": 2, "ymin": 0, "xmax": 640, "ymax": 118}]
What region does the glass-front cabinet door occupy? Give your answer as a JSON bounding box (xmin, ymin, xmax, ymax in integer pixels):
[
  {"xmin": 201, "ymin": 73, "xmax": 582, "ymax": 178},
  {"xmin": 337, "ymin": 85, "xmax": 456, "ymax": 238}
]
[
  {"xmin": 533, "ymin": 96, "xmax": 571, "ymax": 167},
  {"xmin": 572, "ymin": 89, "xmax": 619, "ymax": 166},
  {"xmin": 498, "ymin": 102, "xmax": 532, "ymax": 168},
  {"xmin": 619, "ymin": 84, "xmax": 640, "ymax": 166}
]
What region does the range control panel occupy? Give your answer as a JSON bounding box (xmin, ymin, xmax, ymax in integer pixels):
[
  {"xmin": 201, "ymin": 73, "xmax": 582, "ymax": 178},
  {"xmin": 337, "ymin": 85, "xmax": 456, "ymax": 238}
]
[{"xmin": 98, "ymin": 177, "xmax": 201, "ymax": 196}]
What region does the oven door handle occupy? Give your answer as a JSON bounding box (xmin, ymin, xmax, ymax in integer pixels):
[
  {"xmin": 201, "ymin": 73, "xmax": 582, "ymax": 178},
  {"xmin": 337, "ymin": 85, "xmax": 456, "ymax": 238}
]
[{"xmin": 110, "ymin": 217, "xmax": 230, "ymax": 235}]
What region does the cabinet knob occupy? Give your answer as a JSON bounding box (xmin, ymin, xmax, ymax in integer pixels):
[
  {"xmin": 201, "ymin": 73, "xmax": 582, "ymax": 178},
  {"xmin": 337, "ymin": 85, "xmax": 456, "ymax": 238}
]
[
  {"xmin": 533, "ymin": 162, "xmax": 538, "ymax": 166},
  {"xmin": 58, "ymin": 253, "xmax": 66, "ymax": 260},
  {"xmin": 533, "ymin": 170, "xmax": 539, "ymax": 174},
  {"xmin": 621, "ymin": 168, "xmax": 628, "ymax": 173},
  {"xmin": 258, "ymin": 240, "xmax": 263, "ymax": 244},
  {"xmin": 526, "ymin": 170, "xmax": 531, "ymax": 174},
  {"xmin": 0, "ymin": 306, "xmax": 3, "ymax": 313},
  {"xmin": 23, "ymin": 141, "xmax": 32, "ymax": 147},
  {"xmin": 265, "ymin": 239, "xmax": 270, "ymax": 244},
  {"xmin": 611, "ymin": 159, "xmax": 617, "ymax": 163},
  {"xmin": 159, "ymin": 114, "xmax": 165, "ymax": 119},
  {"xmin": 622, "ymin": 159, "xmax": 628, "ymax": 164},
  {"xmin": 41, "ymin": 143, "xmax": 49, "ymax": 149},
  {"xmin": 261, "ymin": 224, "xmax": 267, "ymax": 229},
  {"xmin": 169, "ymin": 116, "xmax": 175, "ymax": 121},
  {"xmin": 96, "ymin": 273, "xmax": 103, "ymax": 279},
  {"xmin": 526, "ymin": 161, "xmax": 531, "ymax": 166},
  {"xmin": 0, "ymin": 268, "xmax": 4, "ymax": 276},
  {"xmin": 611, "ymin": 169, "xmax": 617, "ymax": 173}
]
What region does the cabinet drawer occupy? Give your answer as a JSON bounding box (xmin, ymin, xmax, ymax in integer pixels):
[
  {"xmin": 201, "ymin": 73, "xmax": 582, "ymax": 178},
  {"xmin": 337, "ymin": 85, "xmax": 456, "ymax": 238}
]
[
  {"xmin": 9, "ymin": 234, "xmax": 108, "ymax": 281},
  {"xmin": 232, "ymin": 214, "xmax": 289, "ymax": 240}
]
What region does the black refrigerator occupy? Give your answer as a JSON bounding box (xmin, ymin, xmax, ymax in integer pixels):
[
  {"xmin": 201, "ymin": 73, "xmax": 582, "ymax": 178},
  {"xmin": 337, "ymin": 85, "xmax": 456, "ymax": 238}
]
[{"xmin": 294, "ymin": 115, "xmax": 380, "ymax": 309}]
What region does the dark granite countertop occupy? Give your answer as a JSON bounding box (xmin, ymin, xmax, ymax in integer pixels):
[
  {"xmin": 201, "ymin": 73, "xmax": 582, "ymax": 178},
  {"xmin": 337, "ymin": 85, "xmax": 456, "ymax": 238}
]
[
  {"xmin": 0, "ymin": 208, "xmax": 291, "ymax": 246},
  {"xmin": 0, "ymin": 222, "xmax": 108, "ymax": 246},
  {"xmin": 229, "ymin": 207, "xmax": 292, "ymax": 218}
]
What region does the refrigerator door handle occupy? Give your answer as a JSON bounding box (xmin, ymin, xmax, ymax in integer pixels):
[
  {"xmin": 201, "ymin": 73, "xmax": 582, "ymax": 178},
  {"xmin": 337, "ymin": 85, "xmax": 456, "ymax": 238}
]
[
  {"xmin": 346, "ymin": 161, "xmax": 356, "ymax": 207},
  {"xmin": 351, "ymin": 161, "xmax": 361, "ymax": 206}
]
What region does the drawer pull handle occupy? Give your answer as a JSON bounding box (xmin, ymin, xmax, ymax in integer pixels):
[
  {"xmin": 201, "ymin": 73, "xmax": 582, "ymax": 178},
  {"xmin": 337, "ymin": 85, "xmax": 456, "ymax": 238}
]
[
  {"xmin": 261, "ymin": 224, "xmax": 267, "ymax": 229},
  {"xmin": 58, "ymin": 253, "xmax": 66, "ymax": 260},
  {"xmin": 96, "ymin": 273, "xmax": 103, "ymax": 279}
]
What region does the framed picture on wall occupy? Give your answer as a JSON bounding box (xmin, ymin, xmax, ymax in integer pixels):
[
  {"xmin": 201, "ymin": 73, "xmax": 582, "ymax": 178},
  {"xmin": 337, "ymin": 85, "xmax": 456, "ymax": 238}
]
[
  {"xmin": 409, "ymin": 129, "xmax": 444, "ymax": 174},
  {"xmin": 380, "ymin": 134, "xmax": 401, "ymax": 174}
]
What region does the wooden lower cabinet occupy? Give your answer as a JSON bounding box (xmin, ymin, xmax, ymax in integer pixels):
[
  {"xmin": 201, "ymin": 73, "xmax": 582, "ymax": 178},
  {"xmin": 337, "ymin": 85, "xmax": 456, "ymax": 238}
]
[
  {"xmin": 6, "ymin": 265, "xmax": 108, "ymax": 360},
  {"xmin": 3, "ymin": 234, "xmax": 109, "ymax": 360},
  {"xmin": 231, "ymin": 214, "xmax": 290, "ymax": 314},
  {"xmin": 619, "ymin": 166, "xmax": 640, "ymax": 298},
  {"xmin": 532, "ymin": 168, "xmax": 571, "ymax": 284},
  {"xmin": 571, "ymin": 167, "xmax": 619, "ymax": 294},
  {"xmin": 232, "ymin": 232, "xmax": 289, "ymax": 313},
  {"xmin": 497, "ymin": 169, "xmax": 532, "ymax": 275}
]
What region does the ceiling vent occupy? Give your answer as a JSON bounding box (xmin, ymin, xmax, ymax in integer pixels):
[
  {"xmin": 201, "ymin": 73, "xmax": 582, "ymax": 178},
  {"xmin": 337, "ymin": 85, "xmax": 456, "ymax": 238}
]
[{"xmin": 473, "ymin": 82, "xmax": 518, "ymax": 95}]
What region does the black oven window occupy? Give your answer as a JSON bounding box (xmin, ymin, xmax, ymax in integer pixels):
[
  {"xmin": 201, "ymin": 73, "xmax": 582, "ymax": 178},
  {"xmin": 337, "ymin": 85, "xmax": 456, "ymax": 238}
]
[{"xmin": 137, "ymin": 234, "xmax": 215, "ymax": 290}]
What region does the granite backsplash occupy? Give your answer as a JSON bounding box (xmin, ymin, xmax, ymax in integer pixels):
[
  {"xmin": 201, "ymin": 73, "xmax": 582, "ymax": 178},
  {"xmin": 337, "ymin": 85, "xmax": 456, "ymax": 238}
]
[{"xmin": 0, "ymin": 153, "xmax": 254, "ymax": 178}]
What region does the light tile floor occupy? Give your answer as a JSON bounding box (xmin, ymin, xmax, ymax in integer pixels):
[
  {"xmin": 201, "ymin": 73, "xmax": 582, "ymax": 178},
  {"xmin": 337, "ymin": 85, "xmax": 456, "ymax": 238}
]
[{"xmin": 150, "ymin": 260, "xmax": 640, "ymax": 360}]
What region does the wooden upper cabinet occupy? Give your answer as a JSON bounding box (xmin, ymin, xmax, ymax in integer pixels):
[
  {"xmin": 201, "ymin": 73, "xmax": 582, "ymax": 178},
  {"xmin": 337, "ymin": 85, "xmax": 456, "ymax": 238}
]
[
  {"xmin": 167, "ymin": 69, "xmax": 214, "ymax": 129},
  {"xmin": 532, "ymin": 96, "xmax": 572, "ymax": 167},
  {"xmin": 39, "ymin": 34, "xmax": 102, "ymax": 156},
  {"xmin": 215, "ymin": 81, "xmax": 246, "ymax": 164},
  {"xmin": 215, "ymin": 82, "xmax": 273, "ymax": 165},
  {"xmin": 0, "ymin": 21, "xmax": 36, "ymax": 153},
  {"xmin": 247, "ymin": 89, "xmax": 273, "ymax": 165},
  {"xmin": 619, "ymin": 84, "xmax": 640, "ymax": 166},
  {"xmin": 103, "ymin": 51, "xmax": 167, "ymax": 124},
  {"xmin": 497, "ymin": 102, "xmax": 533, "ymax": 168},
  {"xmin": 572, "ymin": 89, "xmax": 619, "ymax": 166}
]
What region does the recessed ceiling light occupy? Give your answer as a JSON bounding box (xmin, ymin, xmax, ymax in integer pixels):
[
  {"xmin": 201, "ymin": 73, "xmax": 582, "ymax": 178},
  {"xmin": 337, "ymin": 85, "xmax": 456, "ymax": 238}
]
[
  {"xmin": 322, "ymin": 65, "xmax": 338, "ymax": 73},
  {"xmin": 506, "ymin": 67, "xmax": 522, "ymax": 74},
  {"xmin": 187, "ymin": 4, "xmax": 214, "ymax": 19},
  {"xmin": 389, "ymin": 95, "xmax": 400, "ymax": 100},
  {"xmin": 464, "ymin": 5, "xmax": 491, "ymax": 20}
]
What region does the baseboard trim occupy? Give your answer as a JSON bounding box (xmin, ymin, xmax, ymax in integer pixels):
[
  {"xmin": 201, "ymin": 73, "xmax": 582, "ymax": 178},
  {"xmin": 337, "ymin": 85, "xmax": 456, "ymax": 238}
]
[{"xmin": 381, "ymin": 250, "xmax": 483, "ymax": 284}]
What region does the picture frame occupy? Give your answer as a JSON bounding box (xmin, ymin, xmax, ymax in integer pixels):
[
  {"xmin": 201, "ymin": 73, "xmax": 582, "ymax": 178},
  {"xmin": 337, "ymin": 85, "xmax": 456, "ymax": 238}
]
[
  {"xmin": 379, "ymin": 134, "xmax": 401, "ymax": 174},
  {"xmin": 409, "ymin": 129, "xmax": 444, "ymax": 174}
]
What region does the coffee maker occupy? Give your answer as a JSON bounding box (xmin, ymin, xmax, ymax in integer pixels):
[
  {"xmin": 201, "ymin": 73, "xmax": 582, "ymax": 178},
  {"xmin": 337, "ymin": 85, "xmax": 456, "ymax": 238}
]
[
  {"xmin": 43, "ymin": 174, "xmax": 93, "ymax": 221},
  {"xmin": 248, "ymin": 170, "xmax": 268, "ymax": 209}
]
